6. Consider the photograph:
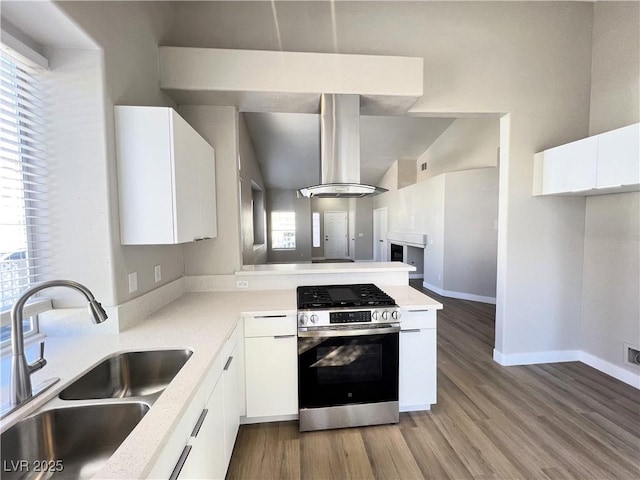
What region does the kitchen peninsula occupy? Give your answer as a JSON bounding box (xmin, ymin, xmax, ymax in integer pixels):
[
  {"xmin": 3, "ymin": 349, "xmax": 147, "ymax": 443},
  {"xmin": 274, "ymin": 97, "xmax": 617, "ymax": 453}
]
[{"xmin": 0, "ymin": 262, "xmax": 442, "ymax": 479}]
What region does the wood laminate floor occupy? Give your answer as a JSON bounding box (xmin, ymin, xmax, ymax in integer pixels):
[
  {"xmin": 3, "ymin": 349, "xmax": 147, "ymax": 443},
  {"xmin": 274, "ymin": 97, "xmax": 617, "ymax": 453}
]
[{"xmin": 226, "ymin": 281, "xmax": 640, "ymax": 480}]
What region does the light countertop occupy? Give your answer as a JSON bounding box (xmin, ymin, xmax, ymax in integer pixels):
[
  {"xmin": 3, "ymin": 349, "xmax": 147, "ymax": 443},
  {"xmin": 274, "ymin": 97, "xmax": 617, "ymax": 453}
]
[
  {"xmin": 0, "ymin": 285, "xmax": 440, "ymax": 478},
  {"xmin": 237, "ymin": 261, "xmax": 416, "ymax": 275}
]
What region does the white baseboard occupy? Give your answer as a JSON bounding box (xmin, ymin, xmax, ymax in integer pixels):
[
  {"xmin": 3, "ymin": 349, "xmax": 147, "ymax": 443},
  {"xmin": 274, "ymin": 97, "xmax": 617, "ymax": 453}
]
[
  {"xmin": 493, "ymin": 348, "xmax": 640, "ymax": 390},
  {"xmin": 423, "ymin": 281, "xmax": 496, "ymax": 305},
  {"xmin": 399, "ymin": 404, "xmax": 433, "ymax": 412},
  {"xmin": 409, "ymin": 273, "xmax": 424, "ymax": 280},
  {"xmin": 493, "ymin": 348, "xmax": 580, "ymax": 366},
  {"xmin": 579, "ymin": 351, "xmax": 640, "ymax": 389},
  {"xmin": 240, "ymin": 414, "xmax": 298, "ymax": 425}
]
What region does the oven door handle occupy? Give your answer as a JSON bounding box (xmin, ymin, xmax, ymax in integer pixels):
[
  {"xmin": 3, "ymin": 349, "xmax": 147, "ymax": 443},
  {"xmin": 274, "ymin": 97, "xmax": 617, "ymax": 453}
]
[{"xmin": 298, "ymin": 324, "xmax": 400, "ymax": 338}]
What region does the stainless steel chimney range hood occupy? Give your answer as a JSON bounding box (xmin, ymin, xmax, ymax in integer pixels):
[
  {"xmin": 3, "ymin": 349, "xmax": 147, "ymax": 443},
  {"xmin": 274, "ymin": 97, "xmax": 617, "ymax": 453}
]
[{"xmin": 297, "ymin": 94, "xmax": 388, "ymax": 198}]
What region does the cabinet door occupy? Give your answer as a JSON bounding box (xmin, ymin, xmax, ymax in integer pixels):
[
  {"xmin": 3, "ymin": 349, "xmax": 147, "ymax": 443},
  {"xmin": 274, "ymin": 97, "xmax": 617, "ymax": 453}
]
[
  {"xmin": 223, "ymin": 342, "xmax": 240, "ymax": 468},
  {"xmin": 542, "ymin": 136, "xmax": 597, "ymax": 194},
  {"xmin": 115, "ymin": 106, "xmax": 175, "ymax": 244},
  {"xmin": 196, "ymin": 136, "xmax": 217, "ymax": 240},
  {"xmin": 596, "ymin": 123, "xmax": 640, "ymax": 188},
  {"xmin": 399, "ymin": 328, "xmax": 436, "ymax": 410},
  {"xmin": 245, "ymin": 335, "xmax": 298, "ymax": 417},
  {"xmin": 179, "ymin": 378, "xmax": 226, "ymax": 480},
  {"xmin": 172, "ymin": 110, "xmax": 204, "ymax": 244}
]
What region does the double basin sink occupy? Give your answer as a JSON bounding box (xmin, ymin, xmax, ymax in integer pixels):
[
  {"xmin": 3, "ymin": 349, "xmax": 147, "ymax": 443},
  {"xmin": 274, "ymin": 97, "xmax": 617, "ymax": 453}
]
[{"xmin": 1, "ymin": 349, "xmax": 193, "ymax": 479}]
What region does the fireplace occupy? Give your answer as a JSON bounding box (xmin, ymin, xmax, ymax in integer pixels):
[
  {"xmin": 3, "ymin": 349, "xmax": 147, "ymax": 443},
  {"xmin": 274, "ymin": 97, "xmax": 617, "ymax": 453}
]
[
  {"xmin": 390, "ymin": 243, "xmax": 404, "ymax": 262},
  {"xmin": 387, "ymin": 232, "xmax": 428, "ymax": 280}
]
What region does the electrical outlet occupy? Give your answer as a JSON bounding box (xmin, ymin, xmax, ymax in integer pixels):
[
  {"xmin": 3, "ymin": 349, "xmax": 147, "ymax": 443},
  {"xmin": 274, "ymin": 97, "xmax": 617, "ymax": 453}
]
[
  {"xmin": 154, "ymin": 265, "xmax": 162, "ymax": 283},
  {"xmin": 624, "ymin": 343, "xmax": 640, "ymax": 366},
  {"xmin": 236, "ymin": 280, "xmax": 249, "ymax": 289},
  {"xmin": 128, "ymin": 272, "xmax": 138, "ymax": 293}
]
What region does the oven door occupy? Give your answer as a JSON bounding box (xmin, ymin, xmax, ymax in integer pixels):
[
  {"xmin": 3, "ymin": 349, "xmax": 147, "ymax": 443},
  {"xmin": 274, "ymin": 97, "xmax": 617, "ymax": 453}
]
[{"xmin": 298, "ymin": 325, "xmax": 399, "ymax": 410}]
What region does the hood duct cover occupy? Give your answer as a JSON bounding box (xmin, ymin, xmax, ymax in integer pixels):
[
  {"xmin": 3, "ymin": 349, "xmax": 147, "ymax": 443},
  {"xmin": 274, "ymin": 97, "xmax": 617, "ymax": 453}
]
[{"xmin": 298, "ymin": 94, "xmax": 387, "ymax": 198}]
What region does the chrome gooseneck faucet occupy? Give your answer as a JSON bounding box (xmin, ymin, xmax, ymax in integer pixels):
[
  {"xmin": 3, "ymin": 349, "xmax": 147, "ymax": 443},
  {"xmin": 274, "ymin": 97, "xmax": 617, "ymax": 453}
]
[{"xmin": 9, "ymin": 280, "xmax": 108, "ymax": 408}]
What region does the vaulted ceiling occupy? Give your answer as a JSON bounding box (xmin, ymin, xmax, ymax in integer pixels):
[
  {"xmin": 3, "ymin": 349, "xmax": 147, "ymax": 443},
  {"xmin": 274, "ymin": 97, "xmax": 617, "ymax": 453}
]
[{"xmin": 244, "ymin": 113, "xmax": 455, "ymax": 190}]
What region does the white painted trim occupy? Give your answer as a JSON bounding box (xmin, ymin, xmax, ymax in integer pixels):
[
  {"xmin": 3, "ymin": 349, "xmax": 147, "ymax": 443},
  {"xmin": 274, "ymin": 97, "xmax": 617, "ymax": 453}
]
[
  {"xmin": 422, "ymin": 281, "xmax": 496, "ymax": 305},
  {"xmin": 579, "ymin": 351, "xmax": 640, "ymax": 389},
  {"xmin": 387, "ymin": 232, "xmax": 427, "ymax": 248},
  {"xmin": 493, "ymin": 348, "xmax": 640, "ymax": 390},
  {"xmin": 240, "ymin": 413, "xmax": 298, "ymax": 425},
  {"xmin": 409, "ymin": 273, "xmax": 424, "ymax": 280},
  {"xmin": 495, "ymin": 114, "xmax": 511, "ymax": 357},
  {"xmin": 492, "ymin": 349, "xmax": 580, "ymax": 366},
  {"xmin": 0, "ymin": 298, "xmax": 52, "ymax": 325},
  {"xmin": 0, "ymin": 30, "xmax": 49, "ymax": 70},
  {"xmin": 399, "ymin": 404, "xmax": 432, "ymax": 412}
]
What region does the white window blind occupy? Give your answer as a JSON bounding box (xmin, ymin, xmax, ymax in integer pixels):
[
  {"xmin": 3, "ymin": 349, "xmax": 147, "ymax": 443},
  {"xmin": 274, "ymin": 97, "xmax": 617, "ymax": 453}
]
[{"xmin": 0, "ymin": 49, "xmax": 49, "ymax": 323}]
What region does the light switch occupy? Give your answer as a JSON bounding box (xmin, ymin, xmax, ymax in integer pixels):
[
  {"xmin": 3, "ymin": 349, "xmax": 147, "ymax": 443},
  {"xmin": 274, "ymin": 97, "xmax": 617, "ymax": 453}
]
[{"xmin": 154, "ymin": 265, "xmax": 162, "ymax": 283}]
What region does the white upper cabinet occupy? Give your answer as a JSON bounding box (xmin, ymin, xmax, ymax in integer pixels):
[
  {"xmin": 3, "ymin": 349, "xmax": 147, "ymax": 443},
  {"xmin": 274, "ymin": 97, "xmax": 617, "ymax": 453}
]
[
  {"xmin": 596, "ymin": 123, "xmax": 640, "ymax": 189},
  {"xmin": 115, "ymin": 106, "xmax": 217, "ymax": 245},
  {"xmin": 533, "ymin": 122, "xmax": 639, "ymax": 196}
]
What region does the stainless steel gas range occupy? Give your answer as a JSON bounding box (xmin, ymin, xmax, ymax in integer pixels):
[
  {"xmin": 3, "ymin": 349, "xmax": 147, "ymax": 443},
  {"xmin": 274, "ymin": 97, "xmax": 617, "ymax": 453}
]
[{"xmin": 297, "ymin": 284, "xmax": 401, "ymax": 432}]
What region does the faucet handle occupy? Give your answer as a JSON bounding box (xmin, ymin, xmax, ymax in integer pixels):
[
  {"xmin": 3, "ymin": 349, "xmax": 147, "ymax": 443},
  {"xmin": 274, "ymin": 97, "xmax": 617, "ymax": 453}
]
[{"xmin": 28, "ymin": 341, "xmax": 47, "ymax": 374}]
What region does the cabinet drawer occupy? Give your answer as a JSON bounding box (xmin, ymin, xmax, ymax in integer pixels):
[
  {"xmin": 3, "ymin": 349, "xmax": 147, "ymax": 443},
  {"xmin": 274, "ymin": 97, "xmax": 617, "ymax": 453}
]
[
  {"xmin": 244, "ymin": 314, "xmax": 297, "ymax": 338},
  {"xmin": 401, "ymin": 309, "xmax": 436, "ymax": 330}
]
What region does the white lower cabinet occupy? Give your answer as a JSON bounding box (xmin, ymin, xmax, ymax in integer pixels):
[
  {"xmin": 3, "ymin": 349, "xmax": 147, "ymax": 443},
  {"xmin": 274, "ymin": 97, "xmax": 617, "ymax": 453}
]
[
  {"xmin": 399, "ymin": 309, "xmax": 437, "ymax": 412},
  {"xmin": 178, "ymin": 377, "xmax": 225, "ymax": 479},
  {"xmin": 244, "ymin": 315, "xmax": 298, "ymax": 418},
  {"xmin": 222, "ymin": 340, "xmax": 241, "ymax": 467},
  {"xmin": 165, "ymin": 324, "xmax": 242, "ymax": 480}
]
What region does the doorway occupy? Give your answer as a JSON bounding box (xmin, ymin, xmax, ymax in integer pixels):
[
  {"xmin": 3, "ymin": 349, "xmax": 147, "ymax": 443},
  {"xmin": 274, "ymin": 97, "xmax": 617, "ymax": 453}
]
[
  {"xmin": 324, "ymin": 211, "xmax": 348, "ymax": 259},
  {"xmin": 373, "ymin": 207, "xmax": 388, "ymax": 262}
]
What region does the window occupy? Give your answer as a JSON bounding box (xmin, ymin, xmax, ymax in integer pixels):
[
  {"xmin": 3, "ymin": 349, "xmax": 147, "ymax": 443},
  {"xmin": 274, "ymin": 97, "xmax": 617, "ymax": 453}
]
[
  {"xmin": 271, "ymin": 211, "xmax": 296, "ymax": 250},
  {"xmin": 0, "ymin": 46, "xmax": 49, "ymax": 343},
  {"xmin": 312, "ymin": 212, "xmax": 320, "ymax": 248}
]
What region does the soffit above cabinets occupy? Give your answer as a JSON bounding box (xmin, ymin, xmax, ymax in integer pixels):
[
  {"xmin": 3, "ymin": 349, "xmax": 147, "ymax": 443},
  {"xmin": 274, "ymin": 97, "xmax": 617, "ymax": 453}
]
[{"xmin": 159, "ymin": 47, "xmax": 423, "ymax": 114}]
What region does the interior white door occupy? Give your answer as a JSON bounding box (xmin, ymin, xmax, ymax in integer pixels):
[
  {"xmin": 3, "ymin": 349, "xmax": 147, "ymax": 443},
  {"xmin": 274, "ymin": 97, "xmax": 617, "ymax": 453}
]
[
  {"xmin": 324, "ymin": 211, "xmax": 348, "ymax": 259},
  {"xmin": 373, "ymin": 207, "xmax": 388, "ymax": 262},
  {"xmin": 348, "ymin": 210, "xmax": 356, "ymax": 260}
]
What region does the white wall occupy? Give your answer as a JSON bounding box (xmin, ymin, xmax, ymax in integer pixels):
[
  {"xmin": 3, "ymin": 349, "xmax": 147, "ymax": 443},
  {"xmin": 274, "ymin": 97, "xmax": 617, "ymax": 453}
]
[
  {"xmin": 180, "ymin": 106, "xmax": 243, "ymax": 275},
  {"xmin": 375, "ymin": 175, "xmax": 445, "ymax": 290},
  {"xmin": 443, "ymin": 168, "xmax": 499, "ymax": 301},
  {"xmin": 266, "ymin": 190, "xmax": 312, "ymax": 263},
  {"xmin": 581, "ymin": 2, "xmax": 640, "ymax": 378},
  {"xmin": 4, "ymin": 1, "xmax": 180, "ymax": 307},
  {"xmin": 375, "ymin": 168, "xmax": 498, "ymax": 301},
  {"xmin": 354, "ymin": 197, "xmax": 374, "ymax": 261},
  {"xmin": 44, "ymin": 48, "xmax": 116, "ymax": 307},
  {"xmin": 166, "ymin": 1, "xmax": 594, "ymax": 360},
  {"xmin": 588, "ymin": 2, "xmax": 640, "ymax": 137},
  {"xmin": 417, "ymin": 117, "xmax": 500, "ymax": 181},
  {"xmin": 57, "ymin": 2, "xmax": 183, "ymax": 304},
  {"xmin": 239, "ymin": 113, "xmax": 267, "ymax": 265}
]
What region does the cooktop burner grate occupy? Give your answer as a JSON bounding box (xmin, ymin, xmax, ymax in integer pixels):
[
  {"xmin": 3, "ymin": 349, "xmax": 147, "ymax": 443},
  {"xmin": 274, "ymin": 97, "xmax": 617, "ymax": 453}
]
[{"xmin": 297, "ymin": 284, "xmax": 396, "ymax": 309}]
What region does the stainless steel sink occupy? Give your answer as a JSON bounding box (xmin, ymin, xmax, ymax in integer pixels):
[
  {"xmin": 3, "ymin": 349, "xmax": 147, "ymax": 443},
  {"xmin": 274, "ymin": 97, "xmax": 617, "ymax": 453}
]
[
  {"xmin": 59, "ymin": 349, "xmax": 193, "ymax": 400},
  {"xmin": 1, "ymin": 402, "xmax": 149, "ymax": 479}
]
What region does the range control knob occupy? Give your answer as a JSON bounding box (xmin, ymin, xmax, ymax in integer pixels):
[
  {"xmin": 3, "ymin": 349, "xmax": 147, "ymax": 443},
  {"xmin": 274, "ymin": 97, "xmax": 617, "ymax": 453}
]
[
  {"xmin": 371, "ymin": 310, "xmax": 379, "ymax": 321},
  {"xmin": 310, "ymin": 314, "xmax": 319, "ymax": 324},
  {"xmin": 382, "ymin": 310, "xmax": 390, "ymax": 321},
  {"xmin": 391, "ymin": 310, "xmax": 401, "ymax": 320},
  {"xmin": 299, "ymin": 314, "xmax": 308, "ymax": 326}
]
